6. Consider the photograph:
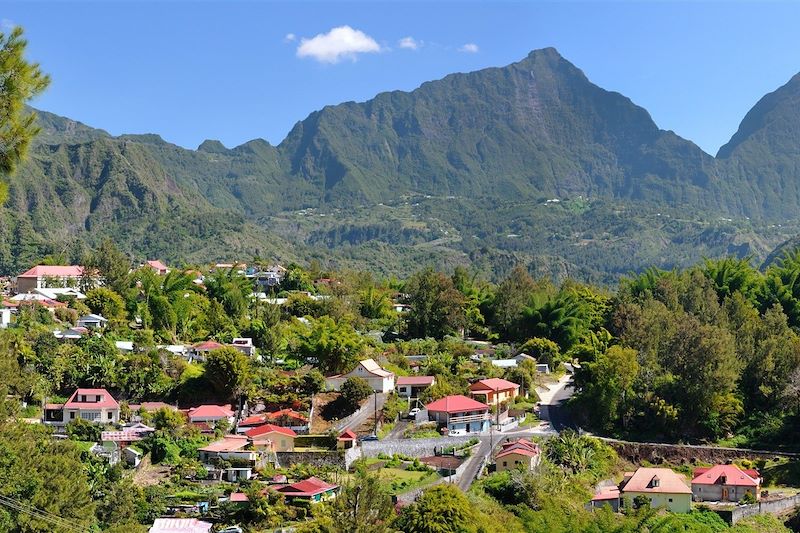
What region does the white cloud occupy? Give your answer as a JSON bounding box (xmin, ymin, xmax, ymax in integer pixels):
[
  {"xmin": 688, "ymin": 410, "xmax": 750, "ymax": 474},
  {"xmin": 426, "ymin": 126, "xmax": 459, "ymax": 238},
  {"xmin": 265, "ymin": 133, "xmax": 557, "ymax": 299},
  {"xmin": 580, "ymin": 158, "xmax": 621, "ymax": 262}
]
[
  {"xmin": 284, "ymin": 33, "xmax": 296, "ymax": 42},
  {"xmin": 297, "ymin": 26, "xmax": 381, "ymax": 64},
  {"xmin": 398, "ymin": 36, "xmax": 420, "ymax": 50},
  {"xmin": 458, "ymin": 43, "xmax": 479, "ymax": 53}
]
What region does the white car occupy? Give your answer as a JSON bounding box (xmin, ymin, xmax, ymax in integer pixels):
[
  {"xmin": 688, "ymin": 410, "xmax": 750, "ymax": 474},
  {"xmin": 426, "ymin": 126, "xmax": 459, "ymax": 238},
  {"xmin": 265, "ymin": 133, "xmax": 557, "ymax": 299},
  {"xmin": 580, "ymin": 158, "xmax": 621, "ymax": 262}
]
[
  {"xmin": 449, "ymin": 428, "xmax": 466, "ymax": 436},
  {"xmin": 408, "ymin": 407, "xmax": 421, "ymax": 418}
]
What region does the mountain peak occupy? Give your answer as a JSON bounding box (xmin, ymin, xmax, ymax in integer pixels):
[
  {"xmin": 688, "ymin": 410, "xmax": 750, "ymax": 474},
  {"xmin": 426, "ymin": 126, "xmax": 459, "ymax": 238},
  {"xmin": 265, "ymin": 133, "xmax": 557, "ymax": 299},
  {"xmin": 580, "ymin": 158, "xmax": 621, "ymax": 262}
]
[
  {"xmin": 717, "ymin": 71, "xmax": 800, "ymax": 158},
  {"xmin": 525, "ymin": 46, "xmax": 563, "ymax": 60},
  {"xmin": 198, "ymin": 139, "xmax": 229, "ymax": 153}
]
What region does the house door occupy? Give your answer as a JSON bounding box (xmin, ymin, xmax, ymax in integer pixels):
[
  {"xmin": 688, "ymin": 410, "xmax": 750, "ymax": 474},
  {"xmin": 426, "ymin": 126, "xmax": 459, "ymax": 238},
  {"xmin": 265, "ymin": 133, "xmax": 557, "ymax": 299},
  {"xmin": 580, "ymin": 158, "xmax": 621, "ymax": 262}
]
[{"xmin": 722, "ymin": 488, "xmax": 729, "ymax": 501}]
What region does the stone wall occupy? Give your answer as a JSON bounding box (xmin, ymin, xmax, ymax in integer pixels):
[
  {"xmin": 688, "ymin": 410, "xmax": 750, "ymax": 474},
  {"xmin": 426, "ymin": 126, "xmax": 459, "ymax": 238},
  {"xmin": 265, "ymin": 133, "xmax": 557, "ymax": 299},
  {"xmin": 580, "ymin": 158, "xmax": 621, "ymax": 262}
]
[
  {"xmin": 361, "ymin": 436, "xmax": 475, "ymax": 458},
  {"xmin": 603, "ymin": 438, "xmax": 800, "ymax": 465},
  {"xmin": 276, "ymin": 446, "xmax": 363, "ymax": 470}
]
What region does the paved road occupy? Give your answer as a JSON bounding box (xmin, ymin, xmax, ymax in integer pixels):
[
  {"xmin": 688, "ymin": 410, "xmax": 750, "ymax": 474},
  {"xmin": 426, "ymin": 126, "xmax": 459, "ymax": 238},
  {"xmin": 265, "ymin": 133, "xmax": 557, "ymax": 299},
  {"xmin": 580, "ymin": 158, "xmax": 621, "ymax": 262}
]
[
  {"xmin": 385, "ymin": 419, "xmax": 409, "ymax": 440},
  {"xmin": 335, "ymin": 393, "xmax": 386, "ymax": 433},
  {"xmin": 457, "ymin": 437, "xmax": 492, "ymax": 490},
  {"xmin": 537, "ymin": 375, "xmax": 577, "ymax": 432}
]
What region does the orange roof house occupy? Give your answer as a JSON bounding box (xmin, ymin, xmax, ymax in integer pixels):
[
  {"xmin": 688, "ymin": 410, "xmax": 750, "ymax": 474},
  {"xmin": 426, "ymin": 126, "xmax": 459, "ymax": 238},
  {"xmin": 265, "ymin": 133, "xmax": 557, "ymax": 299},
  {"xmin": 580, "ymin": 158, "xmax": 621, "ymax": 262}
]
[
  {"xmin": 619, "ymin": 467, "xmax": 692, "ymax": 513},
  {"xmin": 469, "ymin": 378, "xmax": 520, "ymax": 405},
  {"xmin": 495, "ymin": 438, "xmax": 541, "ymax": 472}
]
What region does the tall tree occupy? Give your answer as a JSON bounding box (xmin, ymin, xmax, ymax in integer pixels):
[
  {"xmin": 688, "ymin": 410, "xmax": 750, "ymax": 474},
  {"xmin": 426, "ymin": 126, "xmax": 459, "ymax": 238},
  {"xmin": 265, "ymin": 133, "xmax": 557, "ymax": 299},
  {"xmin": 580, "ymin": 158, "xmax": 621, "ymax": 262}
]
[
  {"xmin": 405, "ymin": 268, "xmax": 466, "ymax": 339},
  {"xmin": 395, "ymin": 484, "xmax": 478, "ymax": 533},
  {"xmin": 490, "ymin": 266, "xmax": 537, "ymax": 339},
  {"xmin": 82, "ymin": 239, "xmax": 131, "ymax": 294},
  {"xmin": 204, "ymin": 346, "xmax": 252, "ymax": 400},
  {"xmin": 0, "ymin": 26, "xmax": 50, "ymax": 204}
]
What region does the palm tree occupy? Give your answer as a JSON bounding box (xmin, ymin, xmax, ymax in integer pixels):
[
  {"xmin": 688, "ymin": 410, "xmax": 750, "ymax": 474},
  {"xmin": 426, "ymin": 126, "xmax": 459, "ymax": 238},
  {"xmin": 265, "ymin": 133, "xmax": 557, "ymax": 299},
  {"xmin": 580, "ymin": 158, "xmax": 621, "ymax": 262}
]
[
  {"xmin": 701, "ymin": 256, "xmax": 759, "ymax": 303},
  {"xmin": 522, "ymin": 291, "xmax": 589, "ymax": 351},
  {"xmin": 205, "ymin": 266, "xmax": 254, "ymax": 319}
]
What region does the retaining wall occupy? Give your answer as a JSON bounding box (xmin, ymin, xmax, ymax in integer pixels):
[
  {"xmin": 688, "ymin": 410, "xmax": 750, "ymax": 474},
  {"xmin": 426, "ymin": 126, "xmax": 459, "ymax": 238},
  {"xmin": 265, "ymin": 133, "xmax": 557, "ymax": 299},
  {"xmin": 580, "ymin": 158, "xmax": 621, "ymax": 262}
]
[
  {"xmin": 361, "ymin": 436, "xmax": 475, "ymax": 458},
  {"xmin": 277, "ymin": 446, "xmax": 362, "ymax": 470},
  {"xmin": 714, "ymin": 494, "xmax": 800, "ymax": 525},
  {"xmin": 604, "ymin": 439, "xmax": 800, "ymax": 465}
]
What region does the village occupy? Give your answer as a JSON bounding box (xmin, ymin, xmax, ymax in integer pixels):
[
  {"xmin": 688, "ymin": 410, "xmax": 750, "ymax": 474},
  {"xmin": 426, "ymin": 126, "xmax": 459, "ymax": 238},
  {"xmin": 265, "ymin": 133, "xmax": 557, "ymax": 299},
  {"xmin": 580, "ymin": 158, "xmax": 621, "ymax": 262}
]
[{"xmin": 3, "ymin": 260, "xmax": 800, "ymax": 532}]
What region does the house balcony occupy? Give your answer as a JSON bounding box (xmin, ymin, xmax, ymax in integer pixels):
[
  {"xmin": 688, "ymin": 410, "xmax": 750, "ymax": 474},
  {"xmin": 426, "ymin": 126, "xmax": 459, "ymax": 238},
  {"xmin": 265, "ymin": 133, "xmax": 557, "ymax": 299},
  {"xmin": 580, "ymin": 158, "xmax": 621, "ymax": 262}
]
[{"xmin": 448, "ymin": 412, "xmax": 490, "ymax": 425}]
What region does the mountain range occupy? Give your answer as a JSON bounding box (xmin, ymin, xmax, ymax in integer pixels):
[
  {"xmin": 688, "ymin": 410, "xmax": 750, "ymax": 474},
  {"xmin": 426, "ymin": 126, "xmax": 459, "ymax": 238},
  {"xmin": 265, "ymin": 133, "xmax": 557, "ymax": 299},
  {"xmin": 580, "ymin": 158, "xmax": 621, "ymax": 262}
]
[{"xmin": 3, "ymin": 47, "xmax": 800, "ymax": 282}]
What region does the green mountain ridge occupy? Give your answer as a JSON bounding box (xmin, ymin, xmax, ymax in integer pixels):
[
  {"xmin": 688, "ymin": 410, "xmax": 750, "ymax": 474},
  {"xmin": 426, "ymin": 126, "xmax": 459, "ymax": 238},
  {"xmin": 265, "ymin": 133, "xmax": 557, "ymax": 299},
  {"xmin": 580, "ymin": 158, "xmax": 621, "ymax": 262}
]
[{"xmin": 5, "ymin": 47, "xmax": 800, "ymax": 280}]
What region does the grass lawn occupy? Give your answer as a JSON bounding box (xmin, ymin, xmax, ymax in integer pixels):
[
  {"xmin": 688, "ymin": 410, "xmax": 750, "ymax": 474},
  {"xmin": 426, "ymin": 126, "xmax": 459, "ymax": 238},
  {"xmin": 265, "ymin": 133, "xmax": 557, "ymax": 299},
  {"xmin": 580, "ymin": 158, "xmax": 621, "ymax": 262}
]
[
  {"xmin": 74, "ymin": 441, "xmax": 95, "ymax": 453},
  {"xmin": 759, "ymin": 458, "xmax": 800, "ymax": 489},
  {"xmin": 346, "ymin": 460, "xmax": 440, "ymax": 494},
  {"xmin": 519, "ymin": 413, "xmax": 540, "ymax": 428},
  {"xmin": 378, "ymin": 422, "xmax": 395, "ymax": 439},
  {"xmin": 377, "ymin": 468, "xmax": 440, "ymax": 495}
]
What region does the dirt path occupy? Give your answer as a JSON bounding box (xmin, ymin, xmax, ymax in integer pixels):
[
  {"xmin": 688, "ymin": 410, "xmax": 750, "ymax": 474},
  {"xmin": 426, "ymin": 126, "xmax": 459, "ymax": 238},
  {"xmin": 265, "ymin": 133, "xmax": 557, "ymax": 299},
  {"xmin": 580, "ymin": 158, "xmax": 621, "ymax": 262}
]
[{"xmin": 132, "ymin": 454, "xmax": 171, "ymax": 487}]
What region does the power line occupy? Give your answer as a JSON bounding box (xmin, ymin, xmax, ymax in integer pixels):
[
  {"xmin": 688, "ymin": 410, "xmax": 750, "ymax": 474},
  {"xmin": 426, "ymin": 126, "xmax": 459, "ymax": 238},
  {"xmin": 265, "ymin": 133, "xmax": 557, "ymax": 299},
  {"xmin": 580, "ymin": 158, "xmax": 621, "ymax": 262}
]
[{"xmin": 0, "ymin": 494, "xmax": 85, "ymax": 532}]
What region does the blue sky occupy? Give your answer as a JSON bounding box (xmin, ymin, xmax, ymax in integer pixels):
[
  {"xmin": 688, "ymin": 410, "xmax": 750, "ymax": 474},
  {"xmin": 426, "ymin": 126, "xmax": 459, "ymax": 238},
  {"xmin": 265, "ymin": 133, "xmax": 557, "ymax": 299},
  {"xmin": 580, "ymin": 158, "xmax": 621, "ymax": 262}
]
[{"xmin": 3, "ymin": 1, "xmax": 800, "ymax": 155}]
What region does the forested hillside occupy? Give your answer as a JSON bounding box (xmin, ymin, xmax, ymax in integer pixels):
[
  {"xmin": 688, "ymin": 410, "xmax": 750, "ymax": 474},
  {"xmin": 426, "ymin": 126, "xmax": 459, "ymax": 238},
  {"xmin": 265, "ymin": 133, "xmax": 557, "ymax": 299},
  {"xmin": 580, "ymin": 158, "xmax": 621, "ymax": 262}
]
[{"xmin": 6, "ymin": 48, "xmax": 800, "ymax": 280}]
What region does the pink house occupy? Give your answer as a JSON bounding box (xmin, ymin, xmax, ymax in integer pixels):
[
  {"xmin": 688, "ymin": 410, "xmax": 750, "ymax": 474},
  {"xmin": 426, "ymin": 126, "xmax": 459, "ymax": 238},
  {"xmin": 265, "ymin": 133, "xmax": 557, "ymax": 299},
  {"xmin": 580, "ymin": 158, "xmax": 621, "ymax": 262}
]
[{"xmin": 146, "ymin": 260, "xmax": 169, "ymax": 275}]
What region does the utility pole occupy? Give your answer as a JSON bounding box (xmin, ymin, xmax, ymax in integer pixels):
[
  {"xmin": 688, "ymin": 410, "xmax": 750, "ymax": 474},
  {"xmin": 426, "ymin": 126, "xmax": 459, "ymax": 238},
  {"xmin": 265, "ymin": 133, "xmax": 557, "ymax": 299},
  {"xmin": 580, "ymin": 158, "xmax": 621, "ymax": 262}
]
[{"xmin": 374, "ymin": 392, "xmax": 378, "ymax": 436}]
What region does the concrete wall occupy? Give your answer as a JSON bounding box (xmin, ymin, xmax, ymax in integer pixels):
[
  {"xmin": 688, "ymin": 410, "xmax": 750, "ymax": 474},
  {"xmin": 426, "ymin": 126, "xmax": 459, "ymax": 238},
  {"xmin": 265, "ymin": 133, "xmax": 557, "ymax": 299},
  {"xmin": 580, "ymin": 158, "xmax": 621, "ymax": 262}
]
[
  {"xmin": 715, "ymin": 494, "xmax": 800, "ymax": 524},
  {"xmin": 361, "ymin": 436, "xmax": 475, "ymax": 458}
]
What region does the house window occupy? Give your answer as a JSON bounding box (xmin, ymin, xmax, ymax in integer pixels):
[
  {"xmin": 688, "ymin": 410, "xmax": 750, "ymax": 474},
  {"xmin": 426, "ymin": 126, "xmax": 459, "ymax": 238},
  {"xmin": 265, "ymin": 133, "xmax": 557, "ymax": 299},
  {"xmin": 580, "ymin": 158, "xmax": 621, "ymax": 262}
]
[
  {"xmin": 80, "ymin": 411, "xmax": 100, "ymax": 421},
  {"xmin": 107, "ymin": 412, "xmax": 113, "ymax": 420},
  {"xmin": 668, "ymin": 498, "xmax": 673, "ymax": 503},
  {"xmin": 70, "ymin": 412, "xmax": 75, "ymax": 419},
  {"xmin": 503, "ymin": 462, "xmax": 507, "ymax": 467}
]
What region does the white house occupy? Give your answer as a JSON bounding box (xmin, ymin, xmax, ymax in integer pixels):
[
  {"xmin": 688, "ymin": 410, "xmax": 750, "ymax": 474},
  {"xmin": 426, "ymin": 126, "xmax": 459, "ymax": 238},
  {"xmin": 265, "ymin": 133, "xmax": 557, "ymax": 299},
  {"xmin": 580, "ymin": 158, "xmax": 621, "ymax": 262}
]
[
  {"xmin": 43, "ymin": 388, "xmax": 120, "ymax": 427},
  {"xmin": 78, "ymin": 314, "xmax": 108, "ymax": 329},
  {"xmin": 14, "ymin": 265, "xmax": 85, "ymax": 293},
  {"xmin": 33, "ymin": 287, "xmax": 86, "ymax": 300},
  {"xmin": 0, "ymin": 307, "xmax": 10, "ymax": 328},
  {"xmin": 325, "ymin": 358, "xmax": 396, "ymax": 393}
]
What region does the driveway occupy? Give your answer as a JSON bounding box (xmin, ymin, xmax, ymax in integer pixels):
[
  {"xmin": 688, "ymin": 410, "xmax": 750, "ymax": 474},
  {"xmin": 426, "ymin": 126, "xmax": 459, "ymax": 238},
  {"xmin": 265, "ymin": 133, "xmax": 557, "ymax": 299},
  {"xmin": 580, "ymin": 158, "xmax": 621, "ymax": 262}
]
[
  {"xmin": 335, "ymin": 393, "xmax": 386, "ymax": 434},
  {"xmin": 536, "ymin": 374, "xmax": 576, "ymax": 432},
  {"xmin": 456, "ymin": 437, "xmax": 493, "ymax": 491}
]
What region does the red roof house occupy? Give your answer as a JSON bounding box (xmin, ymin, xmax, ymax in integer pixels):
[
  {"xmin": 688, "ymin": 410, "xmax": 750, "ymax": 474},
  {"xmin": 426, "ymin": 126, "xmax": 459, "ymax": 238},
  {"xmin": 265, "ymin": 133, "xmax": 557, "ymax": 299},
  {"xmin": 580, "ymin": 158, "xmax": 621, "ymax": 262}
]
[
  {"xmin": 187, "ymin": 405, "xmax": 234, "ymax": 424},
  {"xmin": 495, "ymin": 438, "xmax": 541, "ymax": 471},
  {"xmin": 275, "ymin": 477, "xmax": 339, "ymax": 503},
  {"xmin": 245, "ymin": 424, "xmax": 297, "ymax": 451},
  {"xmin": 146, "ymin": 260, "xmax": 169, "ymax": 275},
  {"xmin": 16, "ymin": 265, "xmax": 85, "ymax": 293},
  {"xmin": 691, "ymin": 464, "xmax": 761, "ymax": 502},
  {"xmin": 425, "ymin": 395, "xmax": 490, "ymax": 434},
  {"xmin": 44, "ymin": 388, "xmax": 120, "ymax": 427},
  {"xmin": 337, "ymin": 428, "xmax": 358, "ymax": 449}
]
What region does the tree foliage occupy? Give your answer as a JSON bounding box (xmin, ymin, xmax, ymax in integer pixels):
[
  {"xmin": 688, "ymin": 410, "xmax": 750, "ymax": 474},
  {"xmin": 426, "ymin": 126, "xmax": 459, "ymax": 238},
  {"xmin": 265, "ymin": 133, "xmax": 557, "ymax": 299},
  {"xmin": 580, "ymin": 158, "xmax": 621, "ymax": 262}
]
[{"xmin": 0, "ymin": 26, "xmax": 50, "ymax": 203}]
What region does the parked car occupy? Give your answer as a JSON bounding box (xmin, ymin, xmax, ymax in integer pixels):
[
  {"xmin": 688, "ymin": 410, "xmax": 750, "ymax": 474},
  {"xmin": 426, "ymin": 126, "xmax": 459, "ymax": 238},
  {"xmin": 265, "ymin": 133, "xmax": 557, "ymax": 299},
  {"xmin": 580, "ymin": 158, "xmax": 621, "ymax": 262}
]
[
  {"xmin": 360, "ymin": 434, "xmax": 379, "ymax": 442},
  {"xmin": 407, "ymin": 407, "xmax": 421, "ymax": 419},
  {"xmin": 449, "ymin": 428, "xmax": 466, "ymax": 436}
]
